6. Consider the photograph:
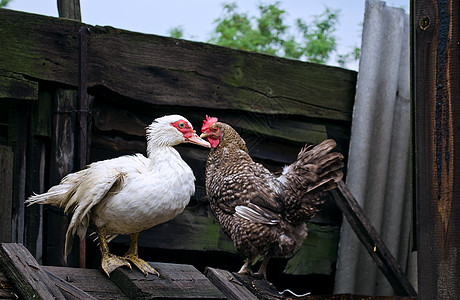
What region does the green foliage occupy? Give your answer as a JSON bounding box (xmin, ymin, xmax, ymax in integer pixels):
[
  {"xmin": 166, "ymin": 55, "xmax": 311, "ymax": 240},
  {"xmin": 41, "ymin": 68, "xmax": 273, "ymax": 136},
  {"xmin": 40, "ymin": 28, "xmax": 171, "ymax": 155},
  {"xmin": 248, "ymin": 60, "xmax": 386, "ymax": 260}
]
[
  {"xmin": 0, "ymin": 0, "xmax": 12, "ymax": 8},
  {"xmin": 207, "ymin": 2, "xmax": 358, "ymax": 66},
  {"xmin": 168, "ymin": 2, "xmax": 359, "ymax": 67},
  {"xmin": 168, "ymin": 26, "xmax": 184, "ymax": 39}
]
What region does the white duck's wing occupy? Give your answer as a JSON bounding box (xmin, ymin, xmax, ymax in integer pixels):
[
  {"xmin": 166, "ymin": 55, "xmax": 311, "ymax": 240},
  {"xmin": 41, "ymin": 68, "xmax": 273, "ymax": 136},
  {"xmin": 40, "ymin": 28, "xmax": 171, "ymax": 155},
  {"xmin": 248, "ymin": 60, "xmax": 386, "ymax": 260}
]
[{"xmin": 64, "ymin": 166, "xmax": 125, "ymax": 258}]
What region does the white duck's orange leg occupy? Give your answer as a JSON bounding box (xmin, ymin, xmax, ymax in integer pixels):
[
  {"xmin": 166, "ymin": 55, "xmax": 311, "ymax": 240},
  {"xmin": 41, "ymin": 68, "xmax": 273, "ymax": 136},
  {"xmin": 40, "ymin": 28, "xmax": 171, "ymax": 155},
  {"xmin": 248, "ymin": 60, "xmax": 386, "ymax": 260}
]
[
  {"xmin": 97, "ymin": 226, "xmax": 131, "ymax": 277},
  {"xmin": 123, "ymin": 232, "xmax": 160, "ymax": 277}
]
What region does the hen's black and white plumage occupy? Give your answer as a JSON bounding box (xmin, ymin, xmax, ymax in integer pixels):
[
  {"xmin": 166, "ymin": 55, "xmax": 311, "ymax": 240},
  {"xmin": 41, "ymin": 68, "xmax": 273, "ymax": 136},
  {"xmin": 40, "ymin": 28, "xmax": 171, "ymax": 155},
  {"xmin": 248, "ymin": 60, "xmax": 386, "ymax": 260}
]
[{"xmin": 200, "ymin": 117, "xmax": 344, "ymax": 278}]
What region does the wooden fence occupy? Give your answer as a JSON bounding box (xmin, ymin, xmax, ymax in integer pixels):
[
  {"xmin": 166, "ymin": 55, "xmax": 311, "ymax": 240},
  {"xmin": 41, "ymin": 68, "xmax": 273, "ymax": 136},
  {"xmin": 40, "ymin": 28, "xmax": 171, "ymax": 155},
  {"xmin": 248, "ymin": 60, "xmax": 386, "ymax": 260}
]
[{"xmin": 0, "ymin": 8, "xmax": 357, "ymax": 293}]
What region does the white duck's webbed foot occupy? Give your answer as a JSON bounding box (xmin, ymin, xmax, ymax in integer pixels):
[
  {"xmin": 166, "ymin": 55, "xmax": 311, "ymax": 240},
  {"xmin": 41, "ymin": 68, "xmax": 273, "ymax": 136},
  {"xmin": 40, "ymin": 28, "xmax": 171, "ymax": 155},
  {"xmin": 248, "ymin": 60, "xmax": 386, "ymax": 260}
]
[
  {"xmin": 101, "ymin": 252, "xmax": 132, "ymax": 277},
  {"xmin": 123, "ymin": 232, "xmax": 160, "ymax": 277},
  {"xmin": 97, "ymin": 226, "xmax": 132, "ymax": 277},
  {"xmin": 124, "ymin": 253, "xmax": 159, "ymax": 277}
]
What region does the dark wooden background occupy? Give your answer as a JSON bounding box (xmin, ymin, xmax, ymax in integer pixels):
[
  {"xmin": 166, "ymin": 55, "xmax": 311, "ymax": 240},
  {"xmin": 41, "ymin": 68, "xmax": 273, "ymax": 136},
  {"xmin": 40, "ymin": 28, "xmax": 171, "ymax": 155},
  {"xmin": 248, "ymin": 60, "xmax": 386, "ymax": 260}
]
[{"xmin": 0, "ymin": 8, "xmax": 356, "ymax": 294}]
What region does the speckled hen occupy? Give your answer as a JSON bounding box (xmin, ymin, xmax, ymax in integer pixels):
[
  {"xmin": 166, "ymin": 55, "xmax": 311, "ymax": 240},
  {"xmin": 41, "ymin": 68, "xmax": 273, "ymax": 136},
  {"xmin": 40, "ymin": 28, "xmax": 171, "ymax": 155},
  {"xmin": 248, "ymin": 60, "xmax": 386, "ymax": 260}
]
[
  {"xmin": 26, "ymin": 115, "xmax": 210, "ymax": 277},
  {"xmin": 200, "ymin": 116, "xmax": 344, "ymax": 279}
]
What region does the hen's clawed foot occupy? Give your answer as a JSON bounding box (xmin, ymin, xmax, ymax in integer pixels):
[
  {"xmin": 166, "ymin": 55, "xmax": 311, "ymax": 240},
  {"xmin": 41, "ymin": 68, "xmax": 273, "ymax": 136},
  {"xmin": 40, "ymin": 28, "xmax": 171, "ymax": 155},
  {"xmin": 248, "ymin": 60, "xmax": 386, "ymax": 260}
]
[
  {"xmin": 237, "ymin": 260, "xmax": 254, "ymax": 276},
  {"xmin": 101, "ymin": 252, "xmax": 132, "ymax": 277},
  {"xmin": 254, "ymin": 257, "xmax": 269, "ymax": 280},
  {"xmin": 125, "ymin": 253, "xmax": 160, "ymax": 277}
]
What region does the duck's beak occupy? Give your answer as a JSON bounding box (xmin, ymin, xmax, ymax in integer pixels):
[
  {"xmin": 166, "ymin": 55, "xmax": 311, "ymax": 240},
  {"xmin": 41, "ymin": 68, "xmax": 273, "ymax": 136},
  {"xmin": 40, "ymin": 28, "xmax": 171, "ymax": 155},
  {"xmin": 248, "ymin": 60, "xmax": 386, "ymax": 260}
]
[{"xmin": 186, "ymin": 133, "xmax": 211, "ymax": 148}]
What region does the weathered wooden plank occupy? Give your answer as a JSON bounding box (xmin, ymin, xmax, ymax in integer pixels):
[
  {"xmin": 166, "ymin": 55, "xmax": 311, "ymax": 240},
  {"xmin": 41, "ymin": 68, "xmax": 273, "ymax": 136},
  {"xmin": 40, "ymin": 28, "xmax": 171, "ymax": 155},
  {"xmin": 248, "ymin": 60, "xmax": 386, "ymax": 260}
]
[
  {"xmin": 11, "ymin": 102, "xmax": 29, "ymax": 244},
  {"xmin": 0, "ymin": 9, "xmax": 356, "ymax": 121},
  {"xmin": 92, "ymin": 104, "xmax": 329, "ymax": 145},
  {"xmin": 110, "ymin": 262, "xmax": 225, "ymax": 299},
  {"xmin": 44, "ymin": 268, "xmax": 98, "ymax": 300},
  {"xmin": 0, "ymin": 10, "xmax": 80, "ymax": 86},
  {"xmin": 24, "ymin": 139, "xmax": 46, "ymax": 260},
  {"xmin": 205, "ymin": 267, "xmax": 258, "ymax": 300},
  {"xmin": 44, "ymin": 266, "xmax": 129, "ymax": 300},
  {"xmin": 331, "ymin": 181, "xmax": 416, "ymax": 297},
  {"xmin": 0, "ymin": 145, "xmax": 14, "ymax": 243},
  {"xmin": 414, "ymin": 0, "xmax": 460, "ymax": 299},
  {"xmin": 87, "ymin": 25, "xmax": 355, "ymax": 120},
  {"xmin": 31, "ymin": 90, "xmax": 53, "ymax": 137},
  {"xmin": 0, "ymin": 72, "xmax": 38, "ymax": 100},
  {"xmin": 47, "ymin": 89, "xmax": 78, "ymax": 267},
  {"xmin": 0, "ymin": 243, "xmax": 65, "ymax": 300}
]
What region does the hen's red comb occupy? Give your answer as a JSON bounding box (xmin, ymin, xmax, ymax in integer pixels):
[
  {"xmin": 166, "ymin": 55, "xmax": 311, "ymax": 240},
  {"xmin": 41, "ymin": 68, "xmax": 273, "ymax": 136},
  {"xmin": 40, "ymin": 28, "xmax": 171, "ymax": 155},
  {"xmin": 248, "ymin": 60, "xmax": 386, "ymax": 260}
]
[{"xmin": 202, "ymin": 115, "xmax": 218, "ymax": 132}]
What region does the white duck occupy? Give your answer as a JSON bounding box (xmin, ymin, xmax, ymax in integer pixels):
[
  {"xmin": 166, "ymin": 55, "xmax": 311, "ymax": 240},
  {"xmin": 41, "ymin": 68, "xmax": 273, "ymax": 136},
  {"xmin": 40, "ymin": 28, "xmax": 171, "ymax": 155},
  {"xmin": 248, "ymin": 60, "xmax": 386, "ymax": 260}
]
[{"xmin": 26, "ymin": 115, "xmax": 210, "ymax": 277}]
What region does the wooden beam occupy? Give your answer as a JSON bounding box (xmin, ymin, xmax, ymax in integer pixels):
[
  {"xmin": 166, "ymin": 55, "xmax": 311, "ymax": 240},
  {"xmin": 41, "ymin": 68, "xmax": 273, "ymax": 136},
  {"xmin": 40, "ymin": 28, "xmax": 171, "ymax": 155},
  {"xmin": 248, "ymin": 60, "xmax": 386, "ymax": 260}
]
[
  {"xmin": 0, "ymin": 9, "xmax": 356, "ymax": 121},
  {"xmin": 0, "ymin": 72, "xmax": 38, "ymax": 100},
  {"xmin": 44, "ymin": 266, "xmax": 129, "ymax": 299},
  {"xmin": 0, "ymin": 243, "xmax": 65, "ymax": 300},
  {"xmin": 43, "ymin": 268, "xmax": 97, "ymax": 300},
  {"xmin": 414, "ymin": 0, "xmax": 460, "ymax": 298},
  {"xmin": 205, "ymin": 267, "xmax": 257, "ymax": 300},
  {"xmin": 332, "ymin": 181, "xmax": 417, "ymax": 297},
  {"xmin": 110, "ymin": 262, "xmax": 225, "ymax": 299}
]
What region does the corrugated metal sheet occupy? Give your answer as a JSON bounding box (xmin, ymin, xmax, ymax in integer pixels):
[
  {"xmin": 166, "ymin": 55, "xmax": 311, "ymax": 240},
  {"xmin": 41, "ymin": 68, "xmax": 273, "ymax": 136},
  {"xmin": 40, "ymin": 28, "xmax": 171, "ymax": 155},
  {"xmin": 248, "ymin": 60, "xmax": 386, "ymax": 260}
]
[{"xmin": 334, "ymin": 0, "xmax": 416, "ymax": 296}]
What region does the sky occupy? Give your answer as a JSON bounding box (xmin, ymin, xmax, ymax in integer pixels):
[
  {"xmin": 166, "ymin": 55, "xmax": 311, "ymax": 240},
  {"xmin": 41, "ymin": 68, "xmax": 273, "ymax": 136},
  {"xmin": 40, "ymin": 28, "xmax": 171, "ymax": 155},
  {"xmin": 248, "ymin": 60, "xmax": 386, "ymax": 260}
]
[{"xmin": 6, "ymin": 0, "xmax": 409, "ymax": 70}]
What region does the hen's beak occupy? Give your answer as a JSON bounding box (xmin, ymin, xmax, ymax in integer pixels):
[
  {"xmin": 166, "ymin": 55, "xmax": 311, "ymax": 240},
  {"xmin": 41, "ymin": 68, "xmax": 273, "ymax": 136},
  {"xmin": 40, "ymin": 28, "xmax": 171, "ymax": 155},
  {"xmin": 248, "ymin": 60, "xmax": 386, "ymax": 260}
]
[
  {"xmin": 200, "ymin": 132, "xmax": 209, "ymax": 139},
  {"xmin": 186, "ymin": 133, "xmax": 211, "ymax": 148}
]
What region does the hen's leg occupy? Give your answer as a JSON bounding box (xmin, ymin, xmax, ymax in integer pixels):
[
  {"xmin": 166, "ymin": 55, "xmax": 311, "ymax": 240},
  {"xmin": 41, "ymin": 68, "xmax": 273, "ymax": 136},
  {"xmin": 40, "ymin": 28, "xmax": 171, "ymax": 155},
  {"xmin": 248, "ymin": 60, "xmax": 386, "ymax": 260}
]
[
  {"xmin": 123, "ymin": 232, "xmax": 160, "ymax": 277},
  {"xmin": 254, "ymin": 256, "xmax": 270, "ymax": 279},
  {"xmin": 98, "ymin": 226, "xmax": 131, "ymax": 277},
  {"xmin": 238, "ymin": 259, "xmax": 254, "ymax": 276}
]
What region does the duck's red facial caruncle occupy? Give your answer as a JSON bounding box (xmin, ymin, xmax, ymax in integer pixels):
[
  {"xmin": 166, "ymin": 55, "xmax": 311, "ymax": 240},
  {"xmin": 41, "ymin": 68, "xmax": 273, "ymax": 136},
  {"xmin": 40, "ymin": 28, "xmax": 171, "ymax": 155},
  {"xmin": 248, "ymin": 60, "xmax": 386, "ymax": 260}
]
[{"xmin": 171, "ymin": 119, "xmax": 210, "ymax": 148}]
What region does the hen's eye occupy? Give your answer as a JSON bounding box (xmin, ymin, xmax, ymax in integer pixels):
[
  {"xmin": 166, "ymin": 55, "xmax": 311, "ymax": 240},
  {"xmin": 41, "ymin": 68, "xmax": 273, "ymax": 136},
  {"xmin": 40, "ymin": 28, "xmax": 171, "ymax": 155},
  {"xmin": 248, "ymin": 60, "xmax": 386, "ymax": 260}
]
[
  {"xmin": 211, "ymin": 127, "xmax": 218, "ymax": 133},
  {"xmin": 178, "ymin": 122, "xmax": 185, "ymax": 129}
]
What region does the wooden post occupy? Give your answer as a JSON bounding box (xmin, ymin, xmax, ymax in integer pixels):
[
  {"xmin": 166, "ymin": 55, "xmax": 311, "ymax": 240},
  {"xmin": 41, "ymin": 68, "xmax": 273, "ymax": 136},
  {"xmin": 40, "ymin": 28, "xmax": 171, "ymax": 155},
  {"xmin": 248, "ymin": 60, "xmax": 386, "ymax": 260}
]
[
  {"xmin": 77, "ymin": 26, "xmax": 89, "ymax": 268},
  {"xmin": 47, "ymin": 89, "xmax": 77, "ymax": 267},
  {"xmin": 0, "ymin": 145, "xmax": 14, "ymax": 243},
  {"xmin": 57, "ymin": 0, "xmax": 81, "ymax": 21},
  {"xmin": 414, "ymin": 0, "xmax": 460, "ymax": 298},
  {"xmin": 11, "ymin": 102, "xmax": 29, "ymax": 244}
]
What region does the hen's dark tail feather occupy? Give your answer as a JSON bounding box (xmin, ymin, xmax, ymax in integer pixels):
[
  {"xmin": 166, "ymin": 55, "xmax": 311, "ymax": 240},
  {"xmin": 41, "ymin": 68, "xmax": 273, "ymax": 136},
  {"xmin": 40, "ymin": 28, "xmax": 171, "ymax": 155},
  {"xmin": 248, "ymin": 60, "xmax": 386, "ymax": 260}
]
[{"xmin": 278, "ymin": 139, "xmax": 344, "ymax": 222}]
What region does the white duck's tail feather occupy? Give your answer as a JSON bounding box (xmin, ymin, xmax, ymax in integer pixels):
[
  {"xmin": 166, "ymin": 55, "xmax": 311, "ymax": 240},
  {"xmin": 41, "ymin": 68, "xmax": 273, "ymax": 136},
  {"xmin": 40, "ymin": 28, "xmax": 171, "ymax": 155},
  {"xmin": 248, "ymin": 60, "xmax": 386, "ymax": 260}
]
[
  {"xmin": 25, "ymin": 169, "xmax": 89, "ymax": 211},
  {"xmin": 26, "ymin": 167, "xmax": 125, "ymax": 261}
]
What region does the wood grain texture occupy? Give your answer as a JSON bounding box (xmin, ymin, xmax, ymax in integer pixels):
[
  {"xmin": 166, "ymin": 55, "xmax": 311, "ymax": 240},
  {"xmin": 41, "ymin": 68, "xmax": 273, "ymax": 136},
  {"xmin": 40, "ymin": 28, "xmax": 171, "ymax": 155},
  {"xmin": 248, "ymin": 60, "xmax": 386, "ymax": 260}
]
[
  {"xmin": 44, "ymin": 266, "xmax": 129, "ymax": 300},
  {"xmin": 0, "ymin": 243, "xmax": 65, "ymax": 300},
  {"xmin": 46, "ymin": 89, "xmax": 78, "ymax": 267},
  {"xmin": 332, "ymin": 181, "xmax": 416, "ymax": 297},
  {"xmin": 0, "ymin": 72, "xmax": 38, "ymax": 100},
  {"xmin": 110, "ymin": 262, "xmax": 225, "ymax": 299},
  {"xmin": 0, "ymin": 9, "xmax": 356, "ymax": 121},
  {"xmin": 0, "ymin": 146, "xmax": 13, "ymax": 243},
  {"xmin": 414, "ymin": 0, "xmax": 460, "ymax": 298},
  {"xmin": 205, "ymin": 267, "xmax": 258, "ymax": 300}
]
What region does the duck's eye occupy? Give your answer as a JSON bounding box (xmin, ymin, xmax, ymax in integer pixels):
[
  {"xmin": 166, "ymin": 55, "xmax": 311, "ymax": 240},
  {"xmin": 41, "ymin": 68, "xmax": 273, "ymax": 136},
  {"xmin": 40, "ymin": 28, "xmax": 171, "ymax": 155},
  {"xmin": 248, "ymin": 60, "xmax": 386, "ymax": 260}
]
[{"xmin": 178, "ymin": 122, "xmax": 185, "ymax": 129}]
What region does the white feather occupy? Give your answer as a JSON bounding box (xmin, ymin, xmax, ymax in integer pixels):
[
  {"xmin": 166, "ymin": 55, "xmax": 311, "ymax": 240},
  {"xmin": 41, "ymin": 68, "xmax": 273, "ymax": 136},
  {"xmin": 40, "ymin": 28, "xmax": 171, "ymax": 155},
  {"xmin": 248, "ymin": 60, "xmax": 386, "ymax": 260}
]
[{"xmin": 26, "ymin": 115, "xmax": 199, "ymax": 258}]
